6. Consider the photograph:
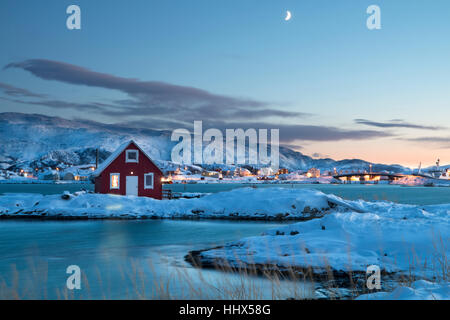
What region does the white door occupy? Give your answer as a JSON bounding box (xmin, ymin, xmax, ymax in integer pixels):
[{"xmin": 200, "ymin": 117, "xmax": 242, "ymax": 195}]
[{"xmin": 126, "ymin": 176, "xmax": 138, "ymax": 196}]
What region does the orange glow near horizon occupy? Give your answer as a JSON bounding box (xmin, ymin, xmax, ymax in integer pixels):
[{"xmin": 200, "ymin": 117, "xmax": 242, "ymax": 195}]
[{"xmin": 299, "ymin": 139, "xmax": 450, "ymax": 168}]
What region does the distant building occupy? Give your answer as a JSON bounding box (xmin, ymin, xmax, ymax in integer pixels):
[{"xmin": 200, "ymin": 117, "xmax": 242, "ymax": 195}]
[
  {"xmin": 222, "ymin": 170, "xmax": 232, "ymax": 177},
  {"xmin": 307, "ymin": 168, "xmax": 321, "ymax": 178},
  {"xmin": 38, "ymin": 169, "xmax": 60, "ymax": 181},
  {"xmin": 258, "ymin": 167, "xmax": 274, "ymax": 176},
  {"xmin": 235, "ymin": 168, "xmax": 252, "ymax": 177},
  {"xmin": 202, "ymin": 171, "xmax": 222, "ymax": 178},
  {"xmin": 63, "ymin": 172, "xmax": 75, "ymax": 181}
]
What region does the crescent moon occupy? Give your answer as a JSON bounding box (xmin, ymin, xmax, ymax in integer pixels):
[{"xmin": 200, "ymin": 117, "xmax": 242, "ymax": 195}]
[{"xmin": 285, "ymin": 10, "xmax": 292, "ymax": 21}]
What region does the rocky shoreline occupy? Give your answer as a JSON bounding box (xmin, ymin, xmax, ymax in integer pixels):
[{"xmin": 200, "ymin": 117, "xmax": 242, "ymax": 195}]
[
  {"xmin": 0, "ymin": 188, "xmax": 347, "ymax": 220},
  {"xmin": 185, "ymin": 248, "xmax": 409, "ymax": 299}
]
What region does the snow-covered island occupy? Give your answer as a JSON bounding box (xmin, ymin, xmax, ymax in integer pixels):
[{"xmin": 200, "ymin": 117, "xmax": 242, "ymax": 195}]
[
  {"xmin": 175, "ymin": 189, "xmax": 448, "ymax": 298},
  {"xmin": 0, "ymin": 187, "xmax": 448, "ymax": 299},
  {"xmin": 0, "ymin": 188, "xmax": 340, "ymax": 220},
  {"xmin": 356, "ymin": 280, "xmax": 449, "ymax": 300}
]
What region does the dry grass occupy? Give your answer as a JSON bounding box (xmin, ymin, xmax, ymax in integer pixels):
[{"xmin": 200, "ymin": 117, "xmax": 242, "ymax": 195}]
[
  {"xmin": 0, "ymin": 233, "xmax": 447, "ymax": 300},
  {"xmin": 0, "ymin": 254, "xmax": 316, "ymax": 300}
]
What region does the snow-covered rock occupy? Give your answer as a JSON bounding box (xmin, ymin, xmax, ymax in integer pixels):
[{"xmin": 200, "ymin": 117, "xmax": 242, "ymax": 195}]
[
  {"xmin": 1, "ymin": 186, "xmax": 448, "ymax": 293},
  {"xmin": 0, "ymin": 188, "xmax": 338, "ymax": 220},
  {"xmin": 393, "ymin": 176, "xmax": 450, "ymax": 187},
  {"xmin": 356, "ymin": 280, "xmax": 449, "ymax": 300},
  {"xmin": 190, "ymin": 192, "xmax": 450, "ymax": 282}
]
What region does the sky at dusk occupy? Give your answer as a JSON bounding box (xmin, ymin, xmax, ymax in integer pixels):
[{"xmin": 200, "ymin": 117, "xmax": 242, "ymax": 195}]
[{"xmin": 0, "ymin": 0, "xmax": 449, "ymax": 167}]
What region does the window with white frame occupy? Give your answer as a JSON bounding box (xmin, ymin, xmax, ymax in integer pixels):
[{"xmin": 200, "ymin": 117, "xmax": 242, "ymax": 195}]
[
  {"xmin": 110, "ymin": 173, "xmax": 120, "ymax": 189},
  {"xmin": 144, "ymin": 173, "xmax": 154, "ymax": 189},
  {"xmin": 126, "ymin": 150, "xmax": 139, "ymax": 163}
]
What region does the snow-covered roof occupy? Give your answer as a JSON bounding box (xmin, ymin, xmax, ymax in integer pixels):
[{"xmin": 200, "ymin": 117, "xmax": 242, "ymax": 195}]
[{"xmin": 93, "ymin": 140, "xmax": 162, "ymax": 177}]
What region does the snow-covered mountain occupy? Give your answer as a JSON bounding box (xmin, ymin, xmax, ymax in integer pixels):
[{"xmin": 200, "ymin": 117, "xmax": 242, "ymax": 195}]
[{"xmin": 0, "ymin": 112, "xmax": 412, "ymax": 173}]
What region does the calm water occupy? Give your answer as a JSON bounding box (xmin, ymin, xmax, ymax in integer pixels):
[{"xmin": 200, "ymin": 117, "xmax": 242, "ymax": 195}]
[
  {"xmin": 2, "ymin": 182, "xmax": 448, "ymax": 205},
  {"xmin": 0, "ymin": 219, "xmax": 296, "ymax": 299},
  {"xmin": 167, "ymin": 183, "xmax": 450, "ymax": 205},
  {"xmin": 0, "ymin": 183, "xmax": 94, "ymax": 195},
  {"xmin": 0, "ymin": 183, "xmax": 449, "ymax": 299}
]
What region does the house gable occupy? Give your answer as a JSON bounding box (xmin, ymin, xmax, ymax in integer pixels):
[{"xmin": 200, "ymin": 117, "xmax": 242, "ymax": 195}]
[{"xmin": 93, "ymin": 140, "xmax": 162, "ymax": 177}]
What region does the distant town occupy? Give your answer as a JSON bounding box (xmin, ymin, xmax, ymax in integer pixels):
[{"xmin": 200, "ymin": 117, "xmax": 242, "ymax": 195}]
[{"xmin": 2, "ymin": 159, "xmax": 449, "ymax": 188}]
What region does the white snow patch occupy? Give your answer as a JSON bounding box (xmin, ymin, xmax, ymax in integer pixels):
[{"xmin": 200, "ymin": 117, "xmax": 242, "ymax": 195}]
[
  {"xmin": 356, "ymin": 280, "xmax": 449, "ymax": 300},
  {"xmin": 197, "ymin": 194, "xmax": 450, "ymax": 278},
  {"xmin": 0, "ymin": 188, "xmax": 336, "ymax": 220}
]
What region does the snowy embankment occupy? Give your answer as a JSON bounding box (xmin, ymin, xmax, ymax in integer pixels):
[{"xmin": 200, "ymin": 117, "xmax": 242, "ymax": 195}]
[
  {"xmin": 392, "ymin": 176, "xmax": 450, "ymax": 187},
  {"xmin": 192, "ymin": 201, "xmax": 449, "ymax": 276},
  {"xmin": 1, "ymin": 187, "xmax": 448, "ymax": 298},
  {"xmin": 357, "ymin": 280, "xmax": 450, "ymax": 300},
  {"xmin": 356, "ymin": 280, "xmax": 449, "ymax": 300},
  {"xmin": 0, "ymin": 179, "xmax": 88, "ymax": 184},
  {"xmin": 184, "ymin": 190, "xmax": 449, "ymax": 297},
  {"xmin": 0, "ymin": 188, "xmax": 346, "ymax": 220}
]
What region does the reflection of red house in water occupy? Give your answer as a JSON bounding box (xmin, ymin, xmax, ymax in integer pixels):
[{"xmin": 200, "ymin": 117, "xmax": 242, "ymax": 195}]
[{"xmin": 93, "ymin": 140, "xmax": 163, "ymax": 199}]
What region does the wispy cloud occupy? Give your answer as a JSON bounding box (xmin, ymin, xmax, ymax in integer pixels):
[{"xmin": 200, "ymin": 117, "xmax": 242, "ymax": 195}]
[
  {"xmin": 405, "ymin": 136, "xmax": 450, "ymax": 148},
  {"xmin": 245, "ymin": 122, "xmax": 393, "ymax": 143},
  {"xmin": 4, "ymin": 59, "xmax": 310, "ymax": 122},
  {"xmin": 355, "ymin": 118, "xmax": 444, "ymax": 130},
  {"xmin": 119, "ymin": 119, "xmax": 394, "ymax": 143},
  {"xmin": 2, "ymin": 59, "xmax": 393, "ymax": 143},
  {"xmin": 0, "ymin": 82, "xmax": 46, "ymax": 98},
  {"xmin": 0, "ymin": 96, "xmax": 118, "ymax": 113}
]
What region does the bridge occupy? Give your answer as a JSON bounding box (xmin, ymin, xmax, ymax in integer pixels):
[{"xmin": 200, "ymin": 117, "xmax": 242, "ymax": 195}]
[{"xmin": 333, "ymin": 172, "xmax": 405, "ymax": 182}]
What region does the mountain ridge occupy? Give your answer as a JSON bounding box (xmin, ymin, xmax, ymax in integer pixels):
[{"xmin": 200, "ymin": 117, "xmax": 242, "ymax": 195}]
[{"xmin": 0, "ymin": 112, "xmax": 412, "ymax": 173}]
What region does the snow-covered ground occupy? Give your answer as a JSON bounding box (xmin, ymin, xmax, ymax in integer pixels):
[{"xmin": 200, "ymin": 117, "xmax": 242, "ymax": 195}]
[
  {"xmin": 170, "ymin": 175, "xmax": 338, "ymax": 184},
  {"xmin": 176, "ymin": 189, "xmax": 449, "ymax": 297},
  {"xmin": 1, "ymin": 188, "xmax": 448, "ymax": 276},
  {"xmin": 0, "ymin": 187, "xmax": 448, "ymax": 298},
  {"xmin": 0, "ymin": 178, "xmax": 88, "ymax": 184},
  {"xmin": 393, "ymin": 176, "xmax": 450, "ymax": 187},
  {"xmin": 356, "ymin": 280, "xmax": 449, "ymax": 300},
  {"xmin": 195, "ymin": 197, "xmax": 449, "ymax": 277},
  {"xmin": 0, "ymin": 175, "xmax": 338, "ymax": 185},
  {"xmin": 0, "ymin": 188, "xmax": 338, "ymax": 220}
]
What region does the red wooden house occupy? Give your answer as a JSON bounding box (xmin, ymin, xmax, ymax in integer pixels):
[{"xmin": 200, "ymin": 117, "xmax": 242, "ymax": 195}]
[{"xmin": 93, "ymin": 140, "xmax": 163, "ymax": 199}]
